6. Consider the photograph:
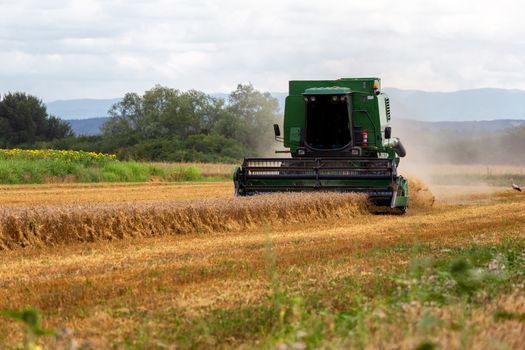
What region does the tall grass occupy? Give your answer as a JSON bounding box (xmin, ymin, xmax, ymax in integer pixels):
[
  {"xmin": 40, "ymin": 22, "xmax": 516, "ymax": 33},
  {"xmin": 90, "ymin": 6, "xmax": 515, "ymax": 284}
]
[
  {"xmin": 0, "ymin": 158, "xmax": 203, "ymax": 184},
  {"xmin": 151, "ymin": 162, "xmax": 236, "ymax": 178},
  {"xmin": 0, "ymin": 308, "xmax": 53, "ymax": 350}
]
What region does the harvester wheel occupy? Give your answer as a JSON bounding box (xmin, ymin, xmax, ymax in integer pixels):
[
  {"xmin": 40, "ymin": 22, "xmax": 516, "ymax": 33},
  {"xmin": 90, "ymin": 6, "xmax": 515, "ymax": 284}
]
[
  {"xmin": 234, "ymin": 185, "xmax": 242, "ymax": 197},
  {"xmin": 396, "ymin": 207, "xmax": 407, "ymax": 215}
]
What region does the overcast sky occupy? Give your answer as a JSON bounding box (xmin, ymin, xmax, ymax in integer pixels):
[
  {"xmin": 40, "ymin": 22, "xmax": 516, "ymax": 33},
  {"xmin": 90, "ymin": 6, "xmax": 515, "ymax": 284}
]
[{"xmin": 1, "ymin": 0, "xmax": 525, "ymax": 101}]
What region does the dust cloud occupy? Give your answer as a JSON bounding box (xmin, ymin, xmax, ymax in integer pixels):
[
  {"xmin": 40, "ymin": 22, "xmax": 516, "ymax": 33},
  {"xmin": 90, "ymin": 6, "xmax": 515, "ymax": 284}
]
[
  {"xmin": 406, "ymin": 176, "xmax": 435, "ymax": 209},
  {"xmin": 392, "ymin": 119, "xmax": 525, "ymax": 203}
]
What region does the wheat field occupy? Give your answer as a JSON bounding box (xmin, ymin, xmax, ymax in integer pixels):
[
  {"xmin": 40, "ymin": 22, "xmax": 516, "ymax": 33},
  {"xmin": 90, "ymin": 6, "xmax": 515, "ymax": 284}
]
[
  {"xmin": 0, "ymin": 176, "xmax": 524, "ymax": 349},
  {"xmin": 0, "ymin": 192, "xmax": 371, "ymax": 250}
]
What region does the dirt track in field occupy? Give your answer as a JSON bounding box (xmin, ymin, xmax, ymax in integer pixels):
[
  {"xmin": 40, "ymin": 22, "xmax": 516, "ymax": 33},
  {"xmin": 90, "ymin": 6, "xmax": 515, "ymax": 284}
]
[{"xmin": 0, "ymin": 181, "xmax": 524, "ymax": 348}]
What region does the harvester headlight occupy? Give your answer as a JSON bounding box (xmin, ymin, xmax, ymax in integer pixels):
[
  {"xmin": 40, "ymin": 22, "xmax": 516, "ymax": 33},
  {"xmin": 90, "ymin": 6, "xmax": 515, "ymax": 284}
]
[
  {"xmin": 297, "ymin": 148, "xmax": 306, "ymax": 156},
  {"xmin": 304, "ymin": 97, "xmax": 308, "ymax": 102},
  {"xmin": 310, "ymin": 96, "xmax": 316, "ymax": 102},
  {"xmin": 340, "ymin": 96, "xmax": 346, "ymax": 101},
  {"xmin": 332, "ymin": 96, "xmax": 338, "ymax": 101}
]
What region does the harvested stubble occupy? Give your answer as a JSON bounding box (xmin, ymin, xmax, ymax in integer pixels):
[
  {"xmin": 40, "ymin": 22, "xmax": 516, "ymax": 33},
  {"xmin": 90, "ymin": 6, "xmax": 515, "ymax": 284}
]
[{"xmin": 0, "ymin": 192, "xmax": 369, "ymax": 250}]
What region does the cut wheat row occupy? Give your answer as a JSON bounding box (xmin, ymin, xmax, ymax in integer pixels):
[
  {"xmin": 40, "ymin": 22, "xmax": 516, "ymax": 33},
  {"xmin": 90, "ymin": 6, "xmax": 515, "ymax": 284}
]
[{"xmin": 0, "ymin": 193, "xmax": 371, "ymax": 250}]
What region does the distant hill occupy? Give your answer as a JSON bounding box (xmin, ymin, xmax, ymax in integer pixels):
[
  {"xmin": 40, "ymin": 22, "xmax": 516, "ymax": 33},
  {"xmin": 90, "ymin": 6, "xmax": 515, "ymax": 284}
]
[
  {"xmin": 393, "ymin": 118, "xmax": 525, "ymax": 132},
  {"xmin": 49, "ymin": 88, "xmax": 525, "ymax": 135},
  {"xmin": 46, "ymin": 94, "xmax": 285, "ymax": 121},
  {"xmin": 66, "ymin": 117, "xmax": 109, "ymax": 136},
  {"xmin": 47, "ymin": 88, "xmax": 525, "ymax": 122},
  {"xmin": 384, "ymin": 88, "xmax": 525, "ymax": 122},
  {"xmin": 64, "ymin": 116, "xmax": 525, "ymax": 137},
  {"xmin": 46, "ymin": 98, "xmax": 121, "ymax": 120}
]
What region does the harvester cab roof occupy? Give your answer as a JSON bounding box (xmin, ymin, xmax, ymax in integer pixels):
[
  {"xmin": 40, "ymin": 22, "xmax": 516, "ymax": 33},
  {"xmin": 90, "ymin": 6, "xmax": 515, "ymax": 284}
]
[
  {"xmin": 233, "ymin": 77, "xmax": 409, "ymax": 213},
  {"xmin": 283, "ymin": 78, "xmax": 402, "ymax": 158}
]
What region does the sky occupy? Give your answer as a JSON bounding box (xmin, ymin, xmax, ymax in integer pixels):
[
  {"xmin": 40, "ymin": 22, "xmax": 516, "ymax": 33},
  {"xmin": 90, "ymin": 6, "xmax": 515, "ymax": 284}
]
[{"xmin": 1, "ymin": 0, "xmax": 525, "ymax": 101}]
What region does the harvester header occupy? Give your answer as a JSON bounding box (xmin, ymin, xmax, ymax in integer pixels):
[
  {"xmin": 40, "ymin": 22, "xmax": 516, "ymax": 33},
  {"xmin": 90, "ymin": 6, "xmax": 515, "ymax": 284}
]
[{"xmin": 233, "ymin": 77, "xmax": 409, "ymax": 213}]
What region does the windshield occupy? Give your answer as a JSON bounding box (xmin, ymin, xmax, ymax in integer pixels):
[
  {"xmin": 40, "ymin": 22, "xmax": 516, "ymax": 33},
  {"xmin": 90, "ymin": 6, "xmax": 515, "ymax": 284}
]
[{"xmin": 305, "ymin": 95, "xmax": 351, "ymax": 150}]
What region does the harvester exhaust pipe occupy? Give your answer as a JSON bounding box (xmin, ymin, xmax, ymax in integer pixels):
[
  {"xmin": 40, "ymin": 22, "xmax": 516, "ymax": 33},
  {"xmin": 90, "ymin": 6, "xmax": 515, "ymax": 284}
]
[{"xmin": 384, "ymin": 137, "xmax": 406, "ymax": 157}]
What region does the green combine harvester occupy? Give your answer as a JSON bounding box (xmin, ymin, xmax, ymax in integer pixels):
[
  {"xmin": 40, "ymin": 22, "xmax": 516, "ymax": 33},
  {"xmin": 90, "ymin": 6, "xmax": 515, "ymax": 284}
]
[{"xmin": 233, "ymin": 77, "xmax": 409, "ymax": 213}]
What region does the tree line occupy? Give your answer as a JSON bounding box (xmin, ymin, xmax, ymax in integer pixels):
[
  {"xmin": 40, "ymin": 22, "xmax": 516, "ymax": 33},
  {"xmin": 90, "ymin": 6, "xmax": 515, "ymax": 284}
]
[{"xmin": 1, "ymin": 84, "xmax": 280, "ymax": 162}]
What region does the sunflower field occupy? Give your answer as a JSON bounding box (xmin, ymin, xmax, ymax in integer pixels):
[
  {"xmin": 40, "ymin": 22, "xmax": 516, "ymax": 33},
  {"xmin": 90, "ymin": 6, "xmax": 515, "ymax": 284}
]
[{"xmin": 0, "ymin": 148, "xmax": 116, "ymax": 165}]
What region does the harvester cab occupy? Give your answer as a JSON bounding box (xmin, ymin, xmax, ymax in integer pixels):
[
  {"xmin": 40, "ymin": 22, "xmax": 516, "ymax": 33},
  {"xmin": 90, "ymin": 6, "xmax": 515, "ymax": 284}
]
[{"xmin": 233, "ymin": 78, "xmax": 409, "ymax": 212}]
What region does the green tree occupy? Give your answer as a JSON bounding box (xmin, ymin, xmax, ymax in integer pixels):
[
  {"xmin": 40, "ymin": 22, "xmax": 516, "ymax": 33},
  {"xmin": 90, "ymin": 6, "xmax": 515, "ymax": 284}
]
[
  {"xmin": 0, "ymin": 92, "xmax": 72, "ymax": 147},
  {"xmin": 102, "ymin": 86, "xmax": 226, "ymax": 140},
  {"xmin": 220, "ymin": 83, "xmax": 280, "ymax": 155},
  {"xmin": 46, "ymin": 116, "xmax": 73, "ymax": 140},
  {"xmin": 101, "ymin": 92, "xmax": 144, "ymax": 141},
  {"xmin": 100, "ymin": 84, "xmax": 281, "ymax": 161}
]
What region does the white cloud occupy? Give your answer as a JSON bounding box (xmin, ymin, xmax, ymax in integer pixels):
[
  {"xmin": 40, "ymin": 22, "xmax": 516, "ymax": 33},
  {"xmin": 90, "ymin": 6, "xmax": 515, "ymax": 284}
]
[{"xmin": 0, "ymin": 0, "xmax": 525, "ymax": 100}]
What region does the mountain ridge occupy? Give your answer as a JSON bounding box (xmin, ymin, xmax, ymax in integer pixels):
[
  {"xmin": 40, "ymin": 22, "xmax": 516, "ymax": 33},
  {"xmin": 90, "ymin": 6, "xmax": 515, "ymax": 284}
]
[
  {"xmin": 383, "ymin": 88, "xmax": 525, "ymax": 121},
  {"xmin": 66, "ymin": 116, "xmax": 525, "ymax": 136},
  {"xmin": 47, "ymin": 87, "xmax": 525, "ymax": 122}
]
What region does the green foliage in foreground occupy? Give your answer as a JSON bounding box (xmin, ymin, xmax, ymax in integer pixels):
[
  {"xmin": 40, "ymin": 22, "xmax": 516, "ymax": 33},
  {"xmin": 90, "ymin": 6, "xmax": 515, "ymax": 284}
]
[
  {"xmin": 122, "ymin": 239, "xmax": 524, "ymax": 349},
  {"xmin": 0, "ymin": 308, "xmax": 53, "ymax": 350},
  {"xmin": 0, "ymin": 158, "xmax": 205, "ymax": 184},
  {"xmin": 3, "ymin": 240, "xmax": 524, "ymax": 349}
]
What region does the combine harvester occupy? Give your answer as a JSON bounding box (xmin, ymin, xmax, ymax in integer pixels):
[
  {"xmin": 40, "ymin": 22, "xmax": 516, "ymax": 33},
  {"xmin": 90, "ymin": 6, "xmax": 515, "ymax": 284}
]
[{"xmin": 233, "ymin": 78, "xmax": 409, "ymax": 213}]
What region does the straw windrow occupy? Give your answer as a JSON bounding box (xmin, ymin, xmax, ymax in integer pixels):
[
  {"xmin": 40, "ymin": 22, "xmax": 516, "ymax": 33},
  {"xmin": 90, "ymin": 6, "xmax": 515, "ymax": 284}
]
[{"xmin": 0, "ymin": 192, "xmax": 370, "ymax": 250}]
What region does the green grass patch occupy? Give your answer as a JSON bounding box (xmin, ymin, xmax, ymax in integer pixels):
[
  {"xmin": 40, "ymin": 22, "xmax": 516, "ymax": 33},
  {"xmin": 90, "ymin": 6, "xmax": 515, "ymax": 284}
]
[
  {"xmin": 0, "ymin": 158, "xmax": 207, "ymax": 184},
  {"xmin": 126, "ymin": 240, "xmax": 524, "ymax": 349},
  {"xmin": 3, "ymin": 240, "xmax": 524, "ymax": 348}
]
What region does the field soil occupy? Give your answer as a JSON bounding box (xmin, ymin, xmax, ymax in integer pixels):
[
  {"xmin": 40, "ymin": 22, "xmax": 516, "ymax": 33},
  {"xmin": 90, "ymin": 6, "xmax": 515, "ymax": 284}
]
[{"xmin": 0, "ymin": 181, "xmax": 524, "ymax": 349}]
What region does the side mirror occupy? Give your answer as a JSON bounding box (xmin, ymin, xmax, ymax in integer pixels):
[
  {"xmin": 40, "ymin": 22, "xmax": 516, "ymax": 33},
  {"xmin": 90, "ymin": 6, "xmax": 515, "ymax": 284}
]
[
  {"xmin": 273, "ymin": 124, "xmax": 284, "ymax": 143},
  {"xmin": 384, "ymin": 126, "xmax": 392, "ymax": 139},
  {"xmin": 273, "ymin": 124, "xmax": 281, "ymax": 137}
]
